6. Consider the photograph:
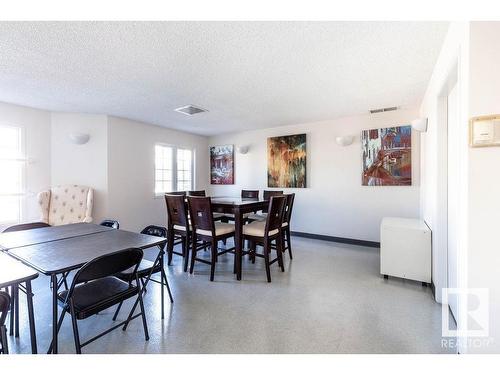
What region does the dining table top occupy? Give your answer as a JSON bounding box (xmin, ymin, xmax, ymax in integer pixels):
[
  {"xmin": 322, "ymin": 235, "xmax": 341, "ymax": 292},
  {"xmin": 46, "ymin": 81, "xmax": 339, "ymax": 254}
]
[
  {"xmin": 0, "ymin": 251, "xmax": 39, "ymax": 288},
  {"xmin": 210, "ymin": 197, "xmax": 267, "ymax": 205},
  {"xmin": 0, "ymin": 222, "xmax": 113, "ymax": 251},
  {"xmin": 7, "ymin": 228, "xmax": 166, "ymax": 275}
]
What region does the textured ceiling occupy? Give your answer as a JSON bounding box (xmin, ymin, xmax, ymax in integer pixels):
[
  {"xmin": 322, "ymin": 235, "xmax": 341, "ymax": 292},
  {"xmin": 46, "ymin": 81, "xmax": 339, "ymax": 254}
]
[{"xmin": 0, "ymin": 21, "xmax": 448, "ymax": 136}]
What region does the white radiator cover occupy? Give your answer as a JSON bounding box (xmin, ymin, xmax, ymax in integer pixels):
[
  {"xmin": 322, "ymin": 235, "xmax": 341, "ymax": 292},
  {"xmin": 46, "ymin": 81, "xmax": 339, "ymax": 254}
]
[{"xmin": 380, "ymin": 217, "xmax": 432, "ymax": 283}]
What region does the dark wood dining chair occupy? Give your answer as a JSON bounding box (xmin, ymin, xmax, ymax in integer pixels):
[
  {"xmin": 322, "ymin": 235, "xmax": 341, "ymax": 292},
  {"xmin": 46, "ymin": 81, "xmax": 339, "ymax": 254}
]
[
  {"xmin": 187, "ymin": 190, "xmax": 205, "ymax": 196},
  {"xmin": 0, "ymin": 291, "xmax": 9, "ymax": 354},
  {"xmin": 2, "ymin": 222, "xmax": 50, "ymax": 233},
  {"xmin": 281, "ymin": 193, "xmax": 295, "ymax": 259},
  {"xmin": 248, "ymin": 191, "xmax": 284, "ymax": 221},
  {"xmin": 50, "ymin": 248, "xmax": 147, "ymax": 354},
  {"xmin": 166, "ymin": 191, "xmax": 186, "ymax": 196},
  {"xmin": 243, "ymin": 196, "xmax": 286, "ymax": 282},
  {"xmin": 100, "ymin": 219, "xmax": 120, "ymax": 229},
  {"xmin": 165, "ymin": 194, "xmax": 194, "ymax": 272},
  {"xmin": 188, "ymin": 197, "xmax": 236, "ymax": 281},
  {"xmin": 241, "ymin": 189, "xmax": 259, "ymax": 199},
  {"xmin": 112, "ymin": 225, "xmax": 173, "ymax": 321}
]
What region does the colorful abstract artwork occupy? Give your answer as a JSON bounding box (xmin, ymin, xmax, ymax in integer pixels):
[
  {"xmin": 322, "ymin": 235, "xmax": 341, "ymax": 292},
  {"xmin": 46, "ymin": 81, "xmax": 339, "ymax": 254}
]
[
  {"xmin": 267, "ymin": 134, "xmax": 306, "ymax": 188},
  {"xmin": 210, "ymin": 145, "xmax": 234, "ymax": 184},
  {"xmin": 361, "ymin": 125, "xmax": 412, "ymax": 186}
]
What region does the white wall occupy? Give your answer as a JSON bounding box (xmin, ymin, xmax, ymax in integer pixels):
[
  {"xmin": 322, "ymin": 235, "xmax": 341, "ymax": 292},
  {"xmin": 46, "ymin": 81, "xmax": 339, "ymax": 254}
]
[
  {"xmin": 50, "ymin": 112, "xmax": 109, "ymax": 222},
  {"xmin": 419, "ymin": 22, "xmax": 470, "ymax": 310},
  {"xmin": 466, "ymin": 21, "xmax": 500, "ymax": 354},
  {"xmin": 107, "ymin": 116, "xmax": 209, "ymax": 232},
  {"xmin": 208, "ymin": 109, "xmax": 420, "ymax": 242},
  {"xmin": 0, "ymin": 102, "xmax": 51, "ymax": 223}
]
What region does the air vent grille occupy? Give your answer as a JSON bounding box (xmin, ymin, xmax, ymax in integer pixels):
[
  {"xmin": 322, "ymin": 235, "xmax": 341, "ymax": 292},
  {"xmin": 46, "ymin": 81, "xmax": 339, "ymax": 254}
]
[
  {"xmin": 369, "ymin": 106, "xmax": 398, "ymax": 114},
  {"xmin": 174, "ymin": 105, "xmax": 208, "ymax": 116}
]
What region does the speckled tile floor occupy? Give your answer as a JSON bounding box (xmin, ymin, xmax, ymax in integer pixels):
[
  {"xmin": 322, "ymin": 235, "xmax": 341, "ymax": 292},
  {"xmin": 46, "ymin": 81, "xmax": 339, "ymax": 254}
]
[{"xmin": 6, "ymin": 236, "xmax": 456, "ymax": 354}]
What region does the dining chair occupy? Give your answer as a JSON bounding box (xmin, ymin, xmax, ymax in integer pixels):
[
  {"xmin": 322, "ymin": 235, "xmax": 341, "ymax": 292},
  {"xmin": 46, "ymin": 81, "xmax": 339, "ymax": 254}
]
[
  {"xmin": 165, "ymin": 191, "xmax": 187, "ymax": 196},
  {"xmin": 100, "ymin": 219, "xmax": 120, "ymax": 229},
  {"xmin": 248, "ymin": 190, "xmax": 283, "ymax": 221},
  {"xmin": 112, "ymin": 225, "xmax": 173, "ymax": 321},
  {"xmin": 187, "ymin": 190, "xmax": 206, "ymax": 196},
  {"xmin": 188, "ymin": 197, "xmax": 236, "ymax": 281},
  {"xmin": 165, "ymin": 194, "xmax": 193, "ymax": 271},
  {"xmin": 2, "ymin": 222, "xmax": 50, "ymax": 233},
  {"xmin": 49, "ymin": 248, "xmax": 147, "ymax": 354},
  {"xmin": 0, "ymin": 291, "xmax": 9, "ymax": 354},
  {"xmin": 281, "ymin": 193, "xmax": 295, "ymax": 259},
  {"xmin": 243, "ymin": 195, "xmax": 286, "ymax": 282},
  {"xmin": 241, "ymin": 190, "xmax": 259, "ymax": 199}
]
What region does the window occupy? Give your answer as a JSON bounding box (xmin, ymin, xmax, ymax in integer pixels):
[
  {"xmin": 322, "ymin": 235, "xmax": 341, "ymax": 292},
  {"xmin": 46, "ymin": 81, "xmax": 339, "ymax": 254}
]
[
  {"xmin": 155, "ymin": 144, "xmax": 194, "ymax": 195},
  {"xmin": 0, "ymin": 125, "xmax": 24, "ymax": 225}
]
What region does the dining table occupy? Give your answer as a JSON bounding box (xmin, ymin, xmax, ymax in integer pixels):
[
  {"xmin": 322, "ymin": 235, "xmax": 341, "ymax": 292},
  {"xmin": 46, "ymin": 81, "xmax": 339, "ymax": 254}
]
[
  {"xmin": 211, "ymin": 197, "xmax": 269, "ymax": 280},
  {"xmin": 0, "ymin": 223, "xmax": 167, "ymax": 354}
]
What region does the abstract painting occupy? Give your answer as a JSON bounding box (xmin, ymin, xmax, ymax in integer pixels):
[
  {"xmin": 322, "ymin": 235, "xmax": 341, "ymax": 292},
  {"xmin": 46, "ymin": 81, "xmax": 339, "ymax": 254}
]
[
  {"xmin": 361, "ymin": 125, "xmax": 412, "ymax": 186},
  {"xmin": 210, "ymin": 145, "xmax": 234, "ymax": 184},
  {"xmin": 267, "ymin": 134, "xmax": 306, "ymax": 188}
]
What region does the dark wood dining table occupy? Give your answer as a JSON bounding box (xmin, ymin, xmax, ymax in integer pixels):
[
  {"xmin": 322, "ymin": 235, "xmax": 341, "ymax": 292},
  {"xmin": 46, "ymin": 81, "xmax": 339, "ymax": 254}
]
[
  {"xmin": 0, "ymin": 223, "xmax": 167, "ymax": 354},
  {"xmin": 211, "ymin": 197, "xmax": 269, "ymax": 280}
]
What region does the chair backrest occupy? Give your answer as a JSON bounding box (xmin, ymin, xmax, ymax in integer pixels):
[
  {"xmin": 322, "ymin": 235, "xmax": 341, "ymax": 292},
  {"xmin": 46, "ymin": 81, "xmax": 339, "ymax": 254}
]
[
  {"xmin": 165, "ymin": 191, "xmax": 186, "ymax": 196},
  {"xmin": 265, "ymin": 196, "xmax": 286, "ymax": 236},
  {"xmin": 140, "ymin": 225, "xmax": 167, "ymax": 238},
  {"xmin": 241, "ymin": 190, "xmax": 259, "ymax": 199},
  {"xmin": 262, "ymin": 190, "xmax": 283, "ymax": 213},
  {"xmin": 187, "ymin": 196, "xmax": 215, "ymax": 236},
  {"xmin": 100, "ymin": 219, "xmax": 120, "ymax": 229},
  {"xmin": 68, "ymin": 248, "xmax": 143, "ymax": 297},
  {"xmin": 0, "ymin": 291, "xmax": 10, "ymax": 326},
  {"xmin": 2, "ymin": 222, "xmax": 50, "ymax": 233},
  {"xmin": 284, "ymin": 193, "xmax": 295, "ymax": 224},
  {"xmin": 187, "ymin": 190, "xmax": 206, "ymax": 197},
  {"xmin": 39, "ymin": 185, "xmax": 94, "ymax": 226},
  {"xmin": 165, "ymin": 194, "xmax": 189, "ymax": 229}
]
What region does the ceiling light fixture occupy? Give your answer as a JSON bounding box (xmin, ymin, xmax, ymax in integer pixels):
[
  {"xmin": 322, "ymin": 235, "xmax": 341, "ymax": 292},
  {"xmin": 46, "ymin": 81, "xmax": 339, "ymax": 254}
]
[{"xmin": 174, "ymin": 105, "xmax": 208, "ymax": 116}]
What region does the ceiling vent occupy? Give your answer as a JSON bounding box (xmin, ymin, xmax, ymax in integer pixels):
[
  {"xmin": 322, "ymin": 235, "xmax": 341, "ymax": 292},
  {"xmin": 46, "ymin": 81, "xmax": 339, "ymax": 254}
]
[
  {"xmin": 174, "ymin": 105, "xmax": 208, "ymax": 116},
  {"xmin": 369, "ymin": 106, "xmax": 399, "ymax": 114}
]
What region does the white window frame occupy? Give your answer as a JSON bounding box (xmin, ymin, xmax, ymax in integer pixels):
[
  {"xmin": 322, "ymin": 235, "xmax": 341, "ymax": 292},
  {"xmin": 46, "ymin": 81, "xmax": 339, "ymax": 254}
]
[
  {"xmin": 0, "ymin": 124, "xmax": 26, "ymax": 225},
  {"xmin": 154, "ymin": 143, "xmax": 195, "ymax": 197}
]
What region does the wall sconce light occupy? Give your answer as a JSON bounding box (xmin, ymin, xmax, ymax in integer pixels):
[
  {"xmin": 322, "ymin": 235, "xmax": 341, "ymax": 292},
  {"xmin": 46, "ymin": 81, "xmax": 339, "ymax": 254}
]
[
  {"xmin": 69, "ymin": 133, "xmax": 90, "ymax": 145},
  {"xmin": 335, "ymin": 135, "xmax": 354, "ymax": 146},
  {"xmin": 411, "ymin": 118, "xmax": 428, "ymax": 132},
  {"xmin": 236, "ymin": 145, "xmax": 249, "ymax": 154}
]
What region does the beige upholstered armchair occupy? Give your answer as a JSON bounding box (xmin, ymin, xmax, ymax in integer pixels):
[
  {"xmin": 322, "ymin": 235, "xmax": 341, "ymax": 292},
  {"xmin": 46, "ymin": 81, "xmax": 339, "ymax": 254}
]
[{"xmin": 37, "ymin": 185, "xmax": 94, "ymax": 226}]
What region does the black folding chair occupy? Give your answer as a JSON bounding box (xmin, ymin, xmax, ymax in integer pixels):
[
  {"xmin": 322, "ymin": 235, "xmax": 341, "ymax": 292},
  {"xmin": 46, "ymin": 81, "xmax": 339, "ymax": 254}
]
[
  {"xmin": 0, "ymin": 291, "xmax": 10, "ymax": 354},
  {"xmin": 49, "ymin": 248, "xmax": 148, "ymax": 354},
  {"xmin": 100, "ymin": 219, "xmax": 120, "ymax": 229},
  {"xmin": 112, "ymin": 225, "xmax": 173, "ymax": 321}
]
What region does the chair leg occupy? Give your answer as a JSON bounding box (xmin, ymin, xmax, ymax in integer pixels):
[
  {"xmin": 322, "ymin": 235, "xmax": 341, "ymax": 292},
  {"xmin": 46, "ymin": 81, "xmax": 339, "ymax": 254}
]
[
  {"xmin": 286, "ymin": 227, "xmax": 293, "ymax": 259},
  {"xmin": 112, "ymin": 301, "xmax": 123, "ymax": 321},
  {"xmin": 0, "ymin": 325, "xmax": 8, "ymax": 354},
  {"xmin": 183, "ymin": 233, "xmax": 190, "ymax": 272},
  {"xmin": 69, "ymin": 302, "xmax": 82, "ymax": 354},
  {"xmin": 276, "ymin": 237, "xmax": 285, "ymax": 272},
  {"xmin": 48, "ymin": 308, "xmax": 66, "ymax": 354},
  {"xmin": 210, "ymin": 239, "xmax": 217, "ymax": 281},
  {"xmin": 9, "ymin": 285, "xmax": 15, "ymax": 336},
  {"xmin": 181, "ymin": 235, "xmax": 187, "ymax": 266},
  {"xmin": 167, "ymin": 232, "xmax": 174, "ymax": 265},
  {"xmin": 190, "ymin": 235, "xmax": 197, "ymax": 274},
  {"xmin": 14, "ymin": 285, "xmax": 19, "ymax": 337},
  {"xmin": 161, "ymin": 272, "xmax": 174, "ymax": 303},
  {"xmin": 264, "ymin": 241, "xmax": 272, "ymax": 282},
  {"xmin": 136, "ymin": 277, "xmax": 149, "ymax": 341}
]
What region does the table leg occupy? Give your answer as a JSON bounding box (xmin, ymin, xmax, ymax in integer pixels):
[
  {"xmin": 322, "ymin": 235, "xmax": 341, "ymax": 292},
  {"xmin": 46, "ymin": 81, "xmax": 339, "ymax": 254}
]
[
  {"xmin": 50, "ymin": 274, "xmax": 58, "ymax": 354},
  {"xmin": 25, "ymin": 280, "xmax": 38, "ymax": 354},
  {"xmin": 234, "ymin": 207, "xmax": 243, "ymax": 281},
  {"xmin": 14, "ymin": 284, "xmax": 19, "ymax": 337}
]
